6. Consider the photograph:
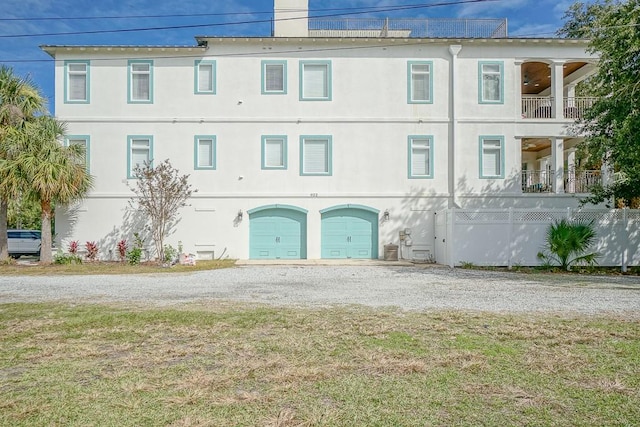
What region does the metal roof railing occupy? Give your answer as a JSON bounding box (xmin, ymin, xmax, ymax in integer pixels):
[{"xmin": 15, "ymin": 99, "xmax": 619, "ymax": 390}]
[{"xmin": 308, "ymin": 17, "xmax": 508, "ymax": 38}]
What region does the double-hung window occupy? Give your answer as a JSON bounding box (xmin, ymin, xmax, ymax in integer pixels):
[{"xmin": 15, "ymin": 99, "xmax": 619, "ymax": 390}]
[
  {"xmin": 262, "ymin": 136, "xmax": 287, "ymax": 169},
  {"xmin": 65, "ymin": 60, "xmax": 90, "ymax": 103},
  {"xmin": 479, "ymin": 61, "xmax": 504, "ymax": 104},
  {"xmin": 408, "ymin": 136, "xmax": 433, "ymax": 179},
  {"xmin": 194, "ymin": 60, "xmax": 216, "ymax": 94},
  {"xmin": 408, "ymin": 61, "xmax": 433, "ymax": 104},
  {"xmin": 479, "ymin": 136, "xmax": 504, "ymax": 178},
  {"xmin": 262, "ymin": 60, "xmax": 287, "ymax": 94},
  {"xmin": 194, "ymin": 136, "xmax": 216, "ymax": 169},
  {"xmin": 65, "ymin": 135, "xmax": 90, "ymax": 171},
  {"xmin": 300, "ymin": 136, "xmax": 332, "ymax": 176},
  {"xmin": 127, "ymin": 136, "xmax": 153, "ymax": 178},
  {"xmin": 128, "ymin": 60, "xmax": 153, "ymax": 103},
  {"xmin": 300, "ymin": 61, "xmax": 331, "ymax": 101}
]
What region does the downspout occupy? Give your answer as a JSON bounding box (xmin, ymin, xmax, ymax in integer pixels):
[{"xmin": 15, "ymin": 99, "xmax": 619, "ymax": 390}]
[{"xmin": 448, "ymin": 45, "xmax": 462, "ymax": 209}]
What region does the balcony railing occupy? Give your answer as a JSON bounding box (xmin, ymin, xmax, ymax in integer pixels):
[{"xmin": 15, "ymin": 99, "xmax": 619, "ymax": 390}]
[
  {"xmin": 308, "ymin": 17, "xmax": 508, "ymax": 38},
  {"xmin": 565, "ymin": 169, "xmax": 601, "ymax": 193},
  {"xmin": 522, "ymin": 170, "xmax": 554, "ymax": 193},
  {"xmin": 563, "ymin": 97, "xmax": 597, "ymax": 119},
  {"xmin": 522, "ymin": 169, "xmax": 601, "ymax": 193},
  {"xmin": 522, "ymin": 97, "xmax": 553, "ymax": 119},
  {"xmin": 521, "ymin": 96, "xmax": 597, "ymax": 119}
]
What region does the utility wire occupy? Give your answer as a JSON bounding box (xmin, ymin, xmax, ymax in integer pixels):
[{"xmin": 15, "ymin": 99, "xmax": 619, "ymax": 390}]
[
  {"xmin": 0, "ymin": 0, "xmax": 498, "ymax": 38},
  {"xmin": 0, "ymin": 2, "xmax": 488, "ymax": 21}
]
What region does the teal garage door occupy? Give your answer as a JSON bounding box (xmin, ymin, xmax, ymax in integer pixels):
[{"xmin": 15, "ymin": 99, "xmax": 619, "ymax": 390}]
[
  {"xmin": 321, "ymin": 205, "xmax": 379, "ymax": 259},
  {"xmin": 249, "ymin": 205, "xmax": 307, "ymax": 259}
]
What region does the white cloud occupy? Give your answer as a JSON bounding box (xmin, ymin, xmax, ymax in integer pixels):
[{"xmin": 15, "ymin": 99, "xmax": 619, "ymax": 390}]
[
  {"xmin": 455, "ymin": 0, "xmax": 530, "ymax": 18},
  {"xmin": 509, "ymin": 22, "xmax": 558, "ymax": 38}
]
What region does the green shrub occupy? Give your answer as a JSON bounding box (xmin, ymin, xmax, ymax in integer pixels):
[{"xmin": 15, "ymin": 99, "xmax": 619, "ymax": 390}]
[
  {"xmin": 126, "ymin": 232, "xmax": 144, "ymax": 265},
  {"xmin": 537, "ymin": 219, "xmax": 598, "ymax": 271},
  {"xmin": 163, "ymin": 244, "xmax": 178, "ymax": 264},
  {"xmin": 54, "ymin": 251, "xmax": 83, "ymax": 265}
]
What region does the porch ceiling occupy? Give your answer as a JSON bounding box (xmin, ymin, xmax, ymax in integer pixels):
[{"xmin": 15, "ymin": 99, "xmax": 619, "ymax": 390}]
[
  {"xmin": 522, "ymin": 62, "xmax": 587, "ymax": 95},
  {"xmin": 522, "ymin": 138, "xmax": 551, "ymax": 152}
]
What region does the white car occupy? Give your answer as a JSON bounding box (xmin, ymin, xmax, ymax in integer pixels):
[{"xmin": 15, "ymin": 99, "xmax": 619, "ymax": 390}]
[{"xmin": 8, "ymin": 229, "xmax": 41, "ymax": 258}]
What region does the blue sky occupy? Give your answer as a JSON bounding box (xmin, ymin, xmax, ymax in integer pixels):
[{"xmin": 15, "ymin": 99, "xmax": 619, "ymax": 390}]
[{"xmin": 0, "ymin": 0, "xmax": 586, "ymax": 112}]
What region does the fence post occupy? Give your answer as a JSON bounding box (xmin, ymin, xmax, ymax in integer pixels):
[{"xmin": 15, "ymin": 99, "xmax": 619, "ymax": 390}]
[
  {"xmin": 567, "ymin": 206, "xmax": 572, "ymax": 220},
  {"xmin": 622, "ymin": 208, "xmax": 628, "ymax": 273},
  {"xmin": 449, "ymin": 208, "xmax": 456, "ymax": 268},
  {"xmin": 507, "ymin": 207, "xmax": 513, "ymax": 269}
]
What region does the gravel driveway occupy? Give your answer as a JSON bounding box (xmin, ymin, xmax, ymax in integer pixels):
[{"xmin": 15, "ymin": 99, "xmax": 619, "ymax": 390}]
[{"xmin": 1, "ymin": 265, "xmax": 639, "ymax": 317}]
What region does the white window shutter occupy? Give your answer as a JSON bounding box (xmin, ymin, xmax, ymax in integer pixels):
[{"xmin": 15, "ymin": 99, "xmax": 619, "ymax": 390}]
[
  {"xmin": 411, "ymin": 64, "xmax": 430, "ymax": 101},
  {"xmin": 411, "ymin": 140, "xmax": 430, "ymax": 176},
  {"xmin": 131, "ymin": 139, "xmax": 150, "ymax": 170},
  {"xmin": 69, "ymin": 75, "xmax": 86, "ymax": 100},
  {"xmin": 265, "ymin": 139, "xmax": 283, "ymax": 167},
  {"xmin": 303, "ymin": 139, "xmax": 328, "ymax": 173},
  {"xmin": 68, "ymin": 63, "xmax": 87, "ymax": 101},
  {"xmin": 131, "ymin": 63, "xmax": 150, "ymax": 101},
  {"xmin": 198, "ymin": 139, "xmax": 213, "ymax": 167},
  {"xmin": 198, "ymin": 64, "xmax": 213, "ymax": 92},
  {"xmin": 303, "ymin": 64, "xmax": 327, "ymax": 98},
  {"xmin": 482, "ymin": 140, "xmax": 501, "ymax": 176}
]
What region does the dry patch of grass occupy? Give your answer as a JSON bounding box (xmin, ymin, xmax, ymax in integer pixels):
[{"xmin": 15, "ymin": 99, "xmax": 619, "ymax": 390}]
[
  {"xmin": 0, "ymin": 259, "xmax": 236, "ymax": 276},
  {"xmin": 1, "ymin": 303, "xmax": 639, "ymax": 426}
]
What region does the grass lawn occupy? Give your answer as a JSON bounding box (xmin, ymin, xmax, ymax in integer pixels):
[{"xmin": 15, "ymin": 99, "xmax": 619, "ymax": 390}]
[
  {"xmin": 1, "ymin": 303, "xmax": 638, "ymax": 426},
  {"xmin": 0, "ymin": 259, "xmax": 236, "ymax": 276}
]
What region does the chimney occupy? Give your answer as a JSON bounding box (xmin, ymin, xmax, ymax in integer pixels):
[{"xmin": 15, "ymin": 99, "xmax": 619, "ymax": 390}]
[{"xmin": 273, "ymin": 0, "xmax": 309, "ymax": 37}]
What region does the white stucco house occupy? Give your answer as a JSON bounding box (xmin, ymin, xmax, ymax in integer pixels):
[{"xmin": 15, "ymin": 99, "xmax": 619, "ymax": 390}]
[{"xmin": 42, "ymin": 0, "xmax": 608, "ymax": 264}]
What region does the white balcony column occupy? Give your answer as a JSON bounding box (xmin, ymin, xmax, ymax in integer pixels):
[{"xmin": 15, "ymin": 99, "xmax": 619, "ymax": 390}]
[
  {"xmin": 566, "ymin": 84, "xmax": 576, "ymax": 106},
  {"xmin": 552, "ymin": 137, "xmax": 565, "ymax": 193},
  {"xmin": 567, "ymin": 149, "xmax": 576, "ymax": 193},
  {"xmin": 551, "ymin": 60, "xmax": 566, "ymax": 119},
  {"xmin": 514, "ymin": 60, "xmax": 523, "ymax": 119}
]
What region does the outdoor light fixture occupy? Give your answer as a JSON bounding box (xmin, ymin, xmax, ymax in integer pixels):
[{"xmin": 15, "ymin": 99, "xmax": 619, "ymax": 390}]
[
  {"xmin": 383, "ymin": 210, "xmax": 390, "ymax": 221},
  {"xmin": 237, "ymin": 210, "xmax": 243, "ymax": 220}
]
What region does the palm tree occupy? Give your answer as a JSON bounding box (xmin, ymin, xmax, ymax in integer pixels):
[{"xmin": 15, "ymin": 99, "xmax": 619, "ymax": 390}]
[
  {"xmin": 9, "ymin": 116, "xmax": 93, "ymax": 263},
  {"xmin": 537, "ymin": 219, "xmax": 598, "ymax": 271},
  {"xmin": 0, "ymin": 66, "xmax": 45, "ymax": 260}
]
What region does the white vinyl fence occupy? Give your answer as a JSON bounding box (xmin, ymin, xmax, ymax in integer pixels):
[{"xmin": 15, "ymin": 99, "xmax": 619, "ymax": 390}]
[{"xmin": 435, "ymin": 208, "xmax": 640, "ymax": 269}]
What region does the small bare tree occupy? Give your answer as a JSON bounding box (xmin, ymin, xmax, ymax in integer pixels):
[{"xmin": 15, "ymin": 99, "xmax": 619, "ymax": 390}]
[{"xmin": 128, "ymin": 159, "xmax": 195, "ymax": 264}]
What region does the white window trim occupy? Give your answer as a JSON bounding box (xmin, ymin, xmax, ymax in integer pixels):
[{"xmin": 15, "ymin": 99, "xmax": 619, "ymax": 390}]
[
  {"xmin": 407, "ymin": 61, "xmax": 433, "ymax": 104},
  {"xmin": 128, "ymin": 60, "xmax": 153, "ymax": 104},
  {"xmin": 64, "ymin": 60, "xmax": 90, "ymax": 104},
  {"xmin": 194, "ymin": 60, "xmax": 216, "ymax": 94},
  {"xmin": 194, "ymin": 135, "xmax": 216, "ymax": 170},
  {"xmin": 478, "ymin": 61, "xmax": 504, "ymax": 104},
  {"xmin": 261, "ymin": 135, "xmax": 287, "ymax": 169},
  {"xmin": 300, "ymin": 135, "xmax": 332, "ymax": 176},
  {"xmin": 127, "ymin": 135, "xmax": 153, "ymax": 178},
  {"xmin": 299, "ymin": 61, "xmax": 332, "ymax": 101},
  {"xmin": 261, "ymin": 60, "xmax": 287, "ymax": 95},
  {"xmin": 479, "ymin": 136, "xmax": 505, "ymax": 179},
  {"xmin": 408, "ymin": 136, "xmax": 434, "ymax": 179}
]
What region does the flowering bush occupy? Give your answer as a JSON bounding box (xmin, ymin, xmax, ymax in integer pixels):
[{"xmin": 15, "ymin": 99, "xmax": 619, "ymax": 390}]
[
  {"xmin": 117, "ymin": 239, "xmax": 128, "ymax": 262},
  {"xmin": 68, "ymin": 240, "xmax": 79, "ymax": 255},
  {"xmin": 85, "ymin": 241, "xmax": 99, "ymax": 261}
]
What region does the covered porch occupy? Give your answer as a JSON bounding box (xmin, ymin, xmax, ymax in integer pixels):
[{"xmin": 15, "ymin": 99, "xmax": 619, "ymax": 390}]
[{"xmin": 520, "ymin": 137, "xmax": 603, "ymax": 194}]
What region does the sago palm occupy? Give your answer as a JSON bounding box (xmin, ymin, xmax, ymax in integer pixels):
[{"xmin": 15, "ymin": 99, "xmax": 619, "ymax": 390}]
[
  {"xmin": 537, "ymin": 219, "xmax": 598, "ymax": 271},
  {"xmin": 0, "ymin": 65, "xmax": 45, "ymax": 260},
  {"xmin": 9, "ymin": 116, "xmax": 93, "ymax": 263}
]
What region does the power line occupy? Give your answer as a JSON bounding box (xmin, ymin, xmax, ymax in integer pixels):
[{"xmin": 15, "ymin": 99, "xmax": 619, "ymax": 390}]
[
  {"xmin": 0, "ymin": 0, "xmax": 498, "ymax": 39},
  {"xmin": 0, "ymin": 2, "xmax": 483, "ymax": 21}
]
